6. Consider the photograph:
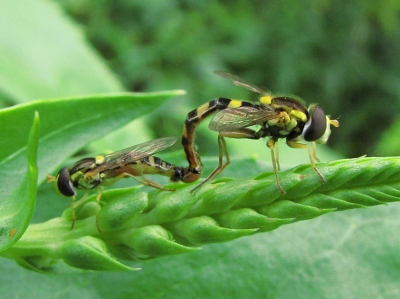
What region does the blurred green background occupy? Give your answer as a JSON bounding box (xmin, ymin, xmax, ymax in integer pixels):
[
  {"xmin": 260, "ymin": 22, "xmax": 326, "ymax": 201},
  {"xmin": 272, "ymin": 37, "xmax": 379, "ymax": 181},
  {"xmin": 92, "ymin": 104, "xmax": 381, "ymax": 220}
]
[
  {"xmin": 2, "ymin": 0, "xmax": 400, "ymax": 159},
  {"xmin": 58, "ymin": 0, "xmax": 400, "ymax": 158}
]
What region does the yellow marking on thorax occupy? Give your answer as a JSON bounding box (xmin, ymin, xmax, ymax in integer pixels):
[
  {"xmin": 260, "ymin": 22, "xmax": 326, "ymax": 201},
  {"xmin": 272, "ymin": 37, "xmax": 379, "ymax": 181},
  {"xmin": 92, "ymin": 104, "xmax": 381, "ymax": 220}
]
[
  {"xmin": 289, "ymin": 110, "xmax": 307, "ymax": 122},
  {"xmin": 228, "ymin": 100, "xmax": 243, "ymax": 108},
  {"xmin": 95, "ymin": 155, "xmax": 106, "ymax": 164},
  {"xmin": 259, "ymin": 95, "xmax": 273, "ymax": 105}
]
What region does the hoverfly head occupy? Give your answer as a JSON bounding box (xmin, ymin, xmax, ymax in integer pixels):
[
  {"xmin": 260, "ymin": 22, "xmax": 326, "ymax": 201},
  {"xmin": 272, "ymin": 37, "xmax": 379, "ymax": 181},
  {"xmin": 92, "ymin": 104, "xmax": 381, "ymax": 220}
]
[
  {"xmin": 302, "ymin": 105, "xmax": 338, "ymax": 144},
  {"xmin": 47, "ymin": 167, "xmax": 76, "ymax": 197}
]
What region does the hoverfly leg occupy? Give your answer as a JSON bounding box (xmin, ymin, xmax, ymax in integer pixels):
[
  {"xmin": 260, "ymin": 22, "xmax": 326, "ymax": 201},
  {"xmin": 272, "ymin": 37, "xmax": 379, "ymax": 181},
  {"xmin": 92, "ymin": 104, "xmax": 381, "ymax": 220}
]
[
  {"xmin": 208, "ymin": 134, "xmax": 230, "ymax": 179},
  {"xmin": 286, "ymin": 140, "xmax": 326, "ymax": 184},
  {"xmin": 267, "ymin": 139, "xmax": 286, "ymax": 194},
  {"xmin": 312, "ymin": 142, "xmax": 320, "ymax": 162},
  {"xmin": 70, "ymin": 195, "xmax": 76, "ymax": 230},
  {"xmin": 72, "ymin": 191, "xmax": 90, "ymax": 208},
  {"xmin": 217, "ymin": 134, "xmax": 230, "ymax": 172},
  {"xmin": 123, "ymin": 172, "xmax": 175, "ymax": 192},
  {"xmin": 70, "ymin": 192, "xmax": 90, "ymax": 230},
  {"xmin": 190, "ymin": 134, "xmax": 230, "ymax": 194},
  {"xmin": 95, "ymin": 187, "xmax": 104, "ymax": 233},
  {"xmin": 275, "ymin": 141, "xmax": 281, "ymax": 171},
  {"xmin": 191, "ymin": 128, "xmax": 260, "ymax": 193}
]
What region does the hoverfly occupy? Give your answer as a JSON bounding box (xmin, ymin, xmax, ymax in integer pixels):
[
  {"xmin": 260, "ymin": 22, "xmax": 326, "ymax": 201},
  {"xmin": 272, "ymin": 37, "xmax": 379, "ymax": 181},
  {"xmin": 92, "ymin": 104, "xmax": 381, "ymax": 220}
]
[
  {"xmin": 181, "ymin": 71, "xmax": 339, "ymax": 193},
  {"xmin": 48, "ymin": 137, "xmax": 186, "ymax": 231}
]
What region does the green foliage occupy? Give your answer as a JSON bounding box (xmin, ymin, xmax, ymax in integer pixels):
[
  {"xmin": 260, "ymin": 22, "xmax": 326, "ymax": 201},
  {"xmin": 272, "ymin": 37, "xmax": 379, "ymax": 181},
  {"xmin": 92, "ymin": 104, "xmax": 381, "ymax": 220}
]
[
  {"xmin": 58, "ymin": 0, "xmax": 400, "ymax": 158},
  {"xmin": 1, "ymin": 0, "xmax": 400, "ymax": 298},
  {"xmin": 0, "ymin": 1, "xmax": 123, "ymax": 104},
  {"xmin": 0, "ymin": 113, "xmax": 39, "ymax": 251}
]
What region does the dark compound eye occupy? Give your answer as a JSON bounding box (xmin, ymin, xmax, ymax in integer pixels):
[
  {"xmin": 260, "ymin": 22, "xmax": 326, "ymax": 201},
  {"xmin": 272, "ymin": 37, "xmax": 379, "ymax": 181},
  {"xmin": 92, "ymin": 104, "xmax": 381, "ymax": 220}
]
[
  {"xmin": 303, "ymin": 106, "xmax": 327, "ymax": 142},
  {"xmin": 56, "ymin": 167, "xmax": 76, "ymax": 197}
]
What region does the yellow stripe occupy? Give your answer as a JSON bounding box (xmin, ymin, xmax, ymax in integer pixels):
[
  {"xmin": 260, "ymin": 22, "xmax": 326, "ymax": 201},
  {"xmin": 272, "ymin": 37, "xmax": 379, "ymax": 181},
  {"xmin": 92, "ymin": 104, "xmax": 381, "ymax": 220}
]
[
  {"xmin": 95, "ymin": 155, "xmax": 105, "ymax": 164},
  {"xmin": 196, "ymin": 102, "xmax": 211, "ymax": 116},
  {"xmin": 148, "ymin": 156, "xmax": 155, "ymax": 166},
  {"xmin": 228, "ymin": 100, "xmax": 243, "ymax": 108},
  {"xmin": 259, "ymin": 95, "xmax": 273, "ymax": 105},
  {"xmin": 289, "ymin": 110, "xmax": 307, "ymax": 122}
]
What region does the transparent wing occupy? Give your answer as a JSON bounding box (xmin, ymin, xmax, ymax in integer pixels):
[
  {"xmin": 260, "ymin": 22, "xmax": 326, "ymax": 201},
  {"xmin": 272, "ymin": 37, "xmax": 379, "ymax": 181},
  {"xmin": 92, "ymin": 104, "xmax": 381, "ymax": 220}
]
[
  {"xmin": 94, "ymin": 137, "xmax": 177, "ymax": 172},
  {"xmin": 214, "ymin": 70, "xmax": 271, "ymax": 95},
  {"xmin": 208, "ymin": 106, "xmax": 279, "ymax": 132}
]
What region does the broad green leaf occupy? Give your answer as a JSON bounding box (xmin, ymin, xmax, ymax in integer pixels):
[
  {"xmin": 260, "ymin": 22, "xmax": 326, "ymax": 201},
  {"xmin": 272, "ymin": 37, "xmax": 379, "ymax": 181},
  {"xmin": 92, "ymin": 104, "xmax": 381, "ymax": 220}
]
[
  {"xmin": 0, "ymin": 112, "xmax": 39, "ymax": 250},
  {"xmin": 0, "ymin": 1, "xmax": 123, "ymax": 104},
  {"xmin": 0, "ymin": 91, "xmax": 184, "ymax": 189}
]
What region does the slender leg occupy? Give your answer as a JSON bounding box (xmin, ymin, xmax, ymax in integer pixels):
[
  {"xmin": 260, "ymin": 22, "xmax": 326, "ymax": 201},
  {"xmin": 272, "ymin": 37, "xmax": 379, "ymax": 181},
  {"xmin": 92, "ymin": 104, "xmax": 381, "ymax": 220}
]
[
  {"xmin": 123, "ymin": 172, "xmax": 175, "ymax": 191},
  {"xmin": 312, "ymin": 142, "xmax": 320, "ymax": 162},
  {"xmin": 267, "ymin": 139, "xmax": 285, "ymax": 194},
  {"xmin": 69, "ymin": 192, "xmax": 90, "ymax": 230},
  {"xmin": 95, "ymin": 187, "xmax": 103, "ymax": 233},
  {"xmin": 102, "ymin": 167, "xmax": 175, "ymax": 191},
  {"xmin": 190, "ymin": 128, "xmax": 260, "ymax": 193},
  {"xmin": 69, "ymin": 190, "xmax": 100, "ymax": 232},
  {"xmin": 190, "ymin": 134, "xmax": 230, "ymax": 193},
  {"xmin": 275, "ymin": 140, "xmax": 281, "ymax": 171},
  {"xmin": 70, "ymin": 195, "xmax": 76, "ymax": 230},
  {"xmin": 286, "ymin": 140, "xmax": 326, "ymax": 183}
]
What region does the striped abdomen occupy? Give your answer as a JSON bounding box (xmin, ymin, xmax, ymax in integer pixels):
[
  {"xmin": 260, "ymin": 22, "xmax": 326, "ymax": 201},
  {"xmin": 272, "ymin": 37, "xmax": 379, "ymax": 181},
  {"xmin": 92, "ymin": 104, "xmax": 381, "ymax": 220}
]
[
  {"xmin": 181, "ymin": 97, "xmax": 254, "ymax": 182},
  {"xmin": 102, "ymin": 155, "xmax": 185, "ymax": 183}
]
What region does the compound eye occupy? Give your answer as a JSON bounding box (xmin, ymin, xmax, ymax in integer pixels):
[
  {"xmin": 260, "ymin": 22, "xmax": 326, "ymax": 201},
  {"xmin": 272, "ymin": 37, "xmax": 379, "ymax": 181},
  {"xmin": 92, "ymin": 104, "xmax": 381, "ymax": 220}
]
[
  {"xmin": 56, "ymin": 168, "xmax": 76, "ymax": 197},
  {"xmin": 303, "ymin": 106, "xmax": 327, "ymax": 141}
]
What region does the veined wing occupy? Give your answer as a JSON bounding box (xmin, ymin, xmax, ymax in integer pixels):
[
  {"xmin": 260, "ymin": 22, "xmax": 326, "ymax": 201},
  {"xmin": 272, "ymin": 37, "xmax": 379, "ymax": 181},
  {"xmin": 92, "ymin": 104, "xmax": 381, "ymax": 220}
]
[
  {"xmin": 94, "ymin": 137, "xmax": 177, "ymax": 172},
  {"xmin": 214, "ymin": 70, "xmax": 271, "ymax": 95},
  {"xmin": 208, "ymin": 106, "xmax": 278, "ymax": 132}
]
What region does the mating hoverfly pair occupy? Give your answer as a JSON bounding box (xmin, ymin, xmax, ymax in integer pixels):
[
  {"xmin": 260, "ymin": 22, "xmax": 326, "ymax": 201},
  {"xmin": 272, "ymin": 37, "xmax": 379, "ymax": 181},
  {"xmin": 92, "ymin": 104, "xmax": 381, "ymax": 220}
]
[{"xmin": 49, "ymin": 71, "xmax": 339, "ymax": 230}]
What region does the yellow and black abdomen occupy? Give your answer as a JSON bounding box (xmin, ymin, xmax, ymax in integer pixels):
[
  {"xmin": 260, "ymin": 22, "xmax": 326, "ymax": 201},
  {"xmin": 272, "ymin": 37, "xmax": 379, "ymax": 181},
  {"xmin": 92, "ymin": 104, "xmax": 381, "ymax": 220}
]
[
  {"xmin": 141, "ymin": 156, "xmax": 184, "ymax": 178},
  {"xmin": 100, "ymin": 155, "xmax": 186, "ymax": 185},
  {"xmin": 181, "ymin": 97, "xmax": 254, "ymax": 182}
]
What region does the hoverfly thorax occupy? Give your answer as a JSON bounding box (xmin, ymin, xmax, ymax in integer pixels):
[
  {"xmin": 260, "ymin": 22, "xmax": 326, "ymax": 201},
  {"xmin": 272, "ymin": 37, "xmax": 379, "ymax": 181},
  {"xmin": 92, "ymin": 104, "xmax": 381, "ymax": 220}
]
[{"xmin": 69, "ymin": 157, "xmax": 102, "ymax": 190}]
